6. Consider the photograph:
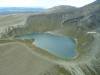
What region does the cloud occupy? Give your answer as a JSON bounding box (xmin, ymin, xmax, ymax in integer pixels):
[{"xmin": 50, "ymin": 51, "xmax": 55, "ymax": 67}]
[{"xmin": 0, "ymin": 0, "xmax": 96, "ymax": 8}]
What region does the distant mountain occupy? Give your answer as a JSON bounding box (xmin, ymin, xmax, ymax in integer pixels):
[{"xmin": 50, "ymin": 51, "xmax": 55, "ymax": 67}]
[
  {"xmin": 0, "ymin": 7, "xmax": 45, "ymax": 14},
  {"xmin": 0, "ymin": 1, "xmax": 100, "ymax": 37},
  {"xmin": 24, "ymin": 1, "xmax": 100, "ymax": 32},
  {"xmin": 46, "ymin": 5, "xmax": 77, "ymax": 13}
]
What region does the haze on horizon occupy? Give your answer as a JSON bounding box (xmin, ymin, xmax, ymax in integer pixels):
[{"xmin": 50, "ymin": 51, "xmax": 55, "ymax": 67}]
[{"xmin": 0, "ymin": 0, "xmax": 96, "ymax": 8}]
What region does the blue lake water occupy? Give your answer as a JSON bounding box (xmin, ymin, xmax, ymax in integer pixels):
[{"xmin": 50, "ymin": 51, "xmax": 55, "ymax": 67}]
[{"xmin": 15, "ymin": 32, "xmax": 78, "ymax": 59}]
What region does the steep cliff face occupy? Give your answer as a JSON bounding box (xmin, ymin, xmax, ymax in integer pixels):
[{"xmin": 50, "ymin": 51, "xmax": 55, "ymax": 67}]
[{"xmin": 25, "ymin": 1, "xmax": 100, "ymax": 33}]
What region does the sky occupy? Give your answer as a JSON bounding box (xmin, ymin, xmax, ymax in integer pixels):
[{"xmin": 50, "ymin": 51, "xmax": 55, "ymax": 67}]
[{"xmin": 0, "ymin": 0, "xmax": 96, "ymax": 8}]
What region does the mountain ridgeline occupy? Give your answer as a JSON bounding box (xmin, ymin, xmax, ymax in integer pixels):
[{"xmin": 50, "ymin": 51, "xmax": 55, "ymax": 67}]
[
  {"xmin": 25, "ymin": 1, "xmax": 100, "ymax": 34},
  {"xmin": 0, "ymin": 0, "xmax": 100, "ymax": 38}
]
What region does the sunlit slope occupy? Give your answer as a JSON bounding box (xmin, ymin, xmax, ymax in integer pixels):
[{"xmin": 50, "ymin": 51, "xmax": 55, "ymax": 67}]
[{"xmin": 0, "ymin": 14, "xmax": 32, "ymax": 37}]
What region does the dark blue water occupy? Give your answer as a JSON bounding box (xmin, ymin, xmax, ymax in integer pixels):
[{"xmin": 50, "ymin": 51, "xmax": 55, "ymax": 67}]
[{"xmin": 15, "ymin": 32, "xmax": 78, "ymax": 59}]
